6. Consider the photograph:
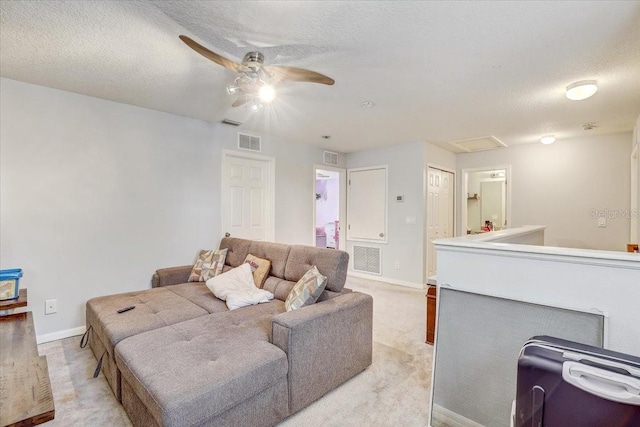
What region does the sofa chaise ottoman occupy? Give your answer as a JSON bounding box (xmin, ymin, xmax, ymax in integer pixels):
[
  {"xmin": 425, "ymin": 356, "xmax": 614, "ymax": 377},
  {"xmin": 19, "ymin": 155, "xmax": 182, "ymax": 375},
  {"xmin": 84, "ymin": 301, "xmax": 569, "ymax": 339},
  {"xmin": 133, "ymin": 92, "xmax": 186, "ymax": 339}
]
[{"xmin": 84, "ymin": 237, "xmax": 373, "ymax": 427}]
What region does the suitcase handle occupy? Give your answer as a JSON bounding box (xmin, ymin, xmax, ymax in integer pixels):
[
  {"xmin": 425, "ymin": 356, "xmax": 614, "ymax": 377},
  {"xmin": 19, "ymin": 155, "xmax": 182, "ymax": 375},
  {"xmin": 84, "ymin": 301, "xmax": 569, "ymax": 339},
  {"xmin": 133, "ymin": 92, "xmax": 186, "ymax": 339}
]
[
  {"xmin": 563, "ymin": 351, "xmax": 640, "ymax": 378},
  {"xmin": 562, "ymin": 361, "xmax": 640, "ymax": 406}
]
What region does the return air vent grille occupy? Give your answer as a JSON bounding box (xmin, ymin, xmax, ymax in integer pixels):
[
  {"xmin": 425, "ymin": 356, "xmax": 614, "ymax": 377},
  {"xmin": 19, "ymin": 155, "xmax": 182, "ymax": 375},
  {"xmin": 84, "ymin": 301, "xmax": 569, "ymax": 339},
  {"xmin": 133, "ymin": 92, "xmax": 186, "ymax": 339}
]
[
  {"xmin": 323, "ymin": 151, "xmax": 339, "ymax": 166},
  {"xmin": 353, "ymin": 245, "xmax": 381, "ymax": 275},
  {"xmin": 238, "ymin": 133, "xmax": 261, "ymax": 152},
  {"xmin": 447, "ymin": 136, "xmax": 507, "ymax": 153}
]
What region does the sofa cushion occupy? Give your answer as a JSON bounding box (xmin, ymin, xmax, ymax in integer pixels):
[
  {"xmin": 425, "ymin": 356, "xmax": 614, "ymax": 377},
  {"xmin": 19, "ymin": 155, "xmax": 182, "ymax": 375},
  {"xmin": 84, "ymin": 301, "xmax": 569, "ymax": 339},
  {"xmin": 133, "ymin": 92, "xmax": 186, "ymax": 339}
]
[
  {"xmin": 207, "ymin": 264, "xmax": 274, "ymax": 310},
  {"xmin": 86, "ymin": 287, "xmax": 209, "ymax": 357},
  {"xmin": 284, "ymin": 245, "xmax": 349, "ymax": 292},
  {"xmin": 115, "ymin": 301, "xmax": 287, "ymax": 427},
  {"xmin": 284, "ymin": 266, "xmax": 327, "ymax": 311},
  {"xmin": 244, "ymin": 254, "xmax": 271, "ymax": 288},
  {"xmin": 219, "ymin": 237, "xmax": 252, "ymax": 268},
  {"xmin": 163, "ymin": 282, "xmax": 229, "ymax": 314},
  {"xmin": 263, "ymin": 276, "xmax": 297, "ymax": 302},
  {"xmin": 188, "ymin": 248, "xmax": 227, "ymax": 282},
  {"xmin": 248, "ymin": 241, "xmax": 291, "ymax": 278}
]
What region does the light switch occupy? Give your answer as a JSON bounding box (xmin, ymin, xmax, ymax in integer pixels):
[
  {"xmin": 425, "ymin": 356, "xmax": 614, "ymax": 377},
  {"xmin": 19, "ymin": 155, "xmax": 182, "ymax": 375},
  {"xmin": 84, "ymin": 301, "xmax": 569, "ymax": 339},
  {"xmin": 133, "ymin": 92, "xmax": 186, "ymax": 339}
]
[{"xmin": 406, "ymin": 216, "xmax": 417, "ymax": 225}]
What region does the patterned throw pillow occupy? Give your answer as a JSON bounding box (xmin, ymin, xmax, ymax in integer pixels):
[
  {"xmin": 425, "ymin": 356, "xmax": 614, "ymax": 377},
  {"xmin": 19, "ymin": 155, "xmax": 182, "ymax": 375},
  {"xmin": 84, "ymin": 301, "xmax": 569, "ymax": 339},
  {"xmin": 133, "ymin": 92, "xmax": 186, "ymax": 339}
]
[
  {"xmin": 244, "ymin": 254, "xmax": 271, "ymax": 289},
  {"xmin": 188, "ymin": 248, "xmax": 228, "ymax": 282},
  {"xmin": 284, "ymin": 265, "xmax": 327, "ymax": 311}
]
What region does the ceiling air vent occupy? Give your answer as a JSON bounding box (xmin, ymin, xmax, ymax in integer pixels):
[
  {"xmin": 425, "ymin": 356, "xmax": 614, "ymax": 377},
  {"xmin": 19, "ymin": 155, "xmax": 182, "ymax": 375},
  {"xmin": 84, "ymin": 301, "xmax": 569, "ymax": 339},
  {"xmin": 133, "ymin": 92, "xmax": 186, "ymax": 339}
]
[
  {"xmin": 353, "ymin": 245, "xmax": 382, "ymax": 275},
  {"xmin": 221, "ymin": 118, "xmax": 241, "ymax": 126},
  {"xmin": 238, "ymin": 133, "xmax": 261, "ymax": 152},
  {"xmin": 448, "ymin": 136, "xmax": 507, "ymax": 153},
  {"xmin": 323, "ymin": 151, "xmax": 339, "ymax": 166}
]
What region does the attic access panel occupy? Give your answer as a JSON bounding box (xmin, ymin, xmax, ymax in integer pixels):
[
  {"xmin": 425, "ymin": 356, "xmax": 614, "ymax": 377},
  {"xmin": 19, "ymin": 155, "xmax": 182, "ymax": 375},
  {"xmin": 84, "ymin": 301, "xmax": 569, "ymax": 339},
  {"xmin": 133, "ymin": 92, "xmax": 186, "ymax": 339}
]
[{"xmin": 448, "ymin": 136, "xmax": 507, "ymax": 153}]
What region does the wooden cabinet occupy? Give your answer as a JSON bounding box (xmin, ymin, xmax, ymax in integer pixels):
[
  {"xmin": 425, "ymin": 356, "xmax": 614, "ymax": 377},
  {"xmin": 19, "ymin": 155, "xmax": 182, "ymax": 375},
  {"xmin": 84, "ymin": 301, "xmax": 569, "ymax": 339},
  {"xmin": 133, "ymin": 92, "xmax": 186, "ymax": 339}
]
[
  {"xmin": 0, "ymin": 291, "xmax": 55, "ymax": 427},
  {"xmin": 426, "ymin": 285, "xmax": 437, "ymax": 345}
]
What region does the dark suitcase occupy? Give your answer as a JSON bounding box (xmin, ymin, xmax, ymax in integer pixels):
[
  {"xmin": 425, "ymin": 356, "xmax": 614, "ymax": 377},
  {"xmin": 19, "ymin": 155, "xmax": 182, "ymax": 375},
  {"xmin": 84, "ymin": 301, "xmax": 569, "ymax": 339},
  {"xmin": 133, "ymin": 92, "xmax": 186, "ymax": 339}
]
[{"xmin": 515, "ymin": 336, "xmax": 640, "ymax": 427}]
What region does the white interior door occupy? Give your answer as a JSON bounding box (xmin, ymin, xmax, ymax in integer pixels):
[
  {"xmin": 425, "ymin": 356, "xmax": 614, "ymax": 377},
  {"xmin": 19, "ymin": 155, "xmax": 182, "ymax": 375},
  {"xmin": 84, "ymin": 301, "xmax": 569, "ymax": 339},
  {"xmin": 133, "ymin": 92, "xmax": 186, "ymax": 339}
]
[
  {"xmin": 427, "ymin": 168, "xmax": 454, "ymax": 278},
  {"xmin": 347, "ymin": 166, "xmax": 387, "ymax": 242},
  {"xmin": 222, "ymin": 151, "xmax": 274, "ymax": 241}
]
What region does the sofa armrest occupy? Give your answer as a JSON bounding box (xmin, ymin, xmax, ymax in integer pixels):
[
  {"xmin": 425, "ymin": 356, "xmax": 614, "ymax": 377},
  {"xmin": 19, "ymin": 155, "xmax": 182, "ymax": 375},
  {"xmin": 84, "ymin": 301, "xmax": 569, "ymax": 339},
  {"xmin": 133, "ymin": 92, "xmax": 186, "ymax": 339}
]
[
  {"xmin": 151, "ymin": 265, "xmax": 193, "ymax": 288},
  {"xmin": 271, "ymin": 292, "xmax": 373, "ymax": 414}
]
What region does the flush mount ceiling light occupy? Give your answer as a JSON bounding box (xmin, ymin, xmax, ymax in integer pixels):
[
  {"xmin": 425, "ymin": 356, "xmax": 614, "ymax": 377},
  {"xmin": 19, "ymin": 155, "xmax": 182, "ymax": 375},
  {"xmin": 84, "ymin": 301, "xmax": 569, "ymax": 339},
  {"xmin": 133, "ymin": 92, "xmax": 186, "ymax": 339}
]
[
  {"xmin": 566, "ymin": 80, "xmax": 598, "ymax": 101},
  {"xmin": 360, "ymin": 101, "xmax": 375, "ymax": 108},
  {"xmin": 540, "ymin": 135, "xmax": 556, "ymax": 145}
]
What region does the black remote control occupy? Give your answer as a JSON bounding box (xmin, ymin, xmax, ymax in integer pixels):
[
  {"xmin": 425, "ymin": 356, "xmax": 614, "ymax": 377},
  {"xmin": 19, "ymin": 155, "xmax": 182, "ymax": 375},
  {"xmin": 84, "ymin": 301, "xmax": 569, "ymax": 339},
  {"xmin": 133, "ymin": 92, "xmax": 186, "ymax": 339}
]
[{"xmin": 117, "ymin": 305, "xmax": 135, "ymax": 314}]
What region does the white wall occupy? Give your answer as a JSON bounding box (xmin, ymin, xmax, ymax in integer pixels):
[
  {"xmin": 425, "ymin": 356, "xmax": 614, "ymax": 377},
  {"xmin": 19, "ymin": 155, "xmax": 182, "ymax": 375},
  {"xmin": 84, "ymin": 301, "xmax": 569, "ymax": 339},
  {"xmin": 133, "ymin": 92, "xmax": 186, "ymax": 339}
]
[
  {"xmin": 425, "ymin": 142, "xmax": 457, "ymax": 171},
  {"xmin": 456, "ymin": 133, "xmax": 632, "ymax": 251},
  {"xmin": 0, "ymin": 78, "xmax": 218, "ymax": 339},
  {"xmin": 0, "ymin": 78, "xmax": 333, "ymax": 339},
  {"xmin": 345, "ymin": 140, "xmax": 425, "ymax": 286}
]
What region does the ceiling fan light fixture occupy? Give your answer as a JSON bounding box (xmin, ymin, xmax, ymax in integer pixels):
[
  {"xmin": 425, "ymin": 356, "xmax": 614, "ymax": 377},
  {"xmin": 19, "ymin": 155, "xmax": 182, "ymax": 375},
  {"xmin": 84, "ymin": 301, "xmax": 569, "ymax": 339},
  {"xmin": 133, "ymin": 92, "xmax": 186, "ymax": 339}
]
[
  {"xmin": 259, "ymin": 84, "xmax": 276, "ymax": 103},
  {"xmin": 249, "ymin": 99, "xmax": 263, "ymax": 112},
  {"xmin": 565, "ymin": 80, "xmax": 598, "ymax": 101},
  {"xmin": 540, "ymin": 135, "xmax": 556, "ymax": 145},
  {"xmin": 226, "ymin": 85, "xmax": 240, "ymax": 95}
]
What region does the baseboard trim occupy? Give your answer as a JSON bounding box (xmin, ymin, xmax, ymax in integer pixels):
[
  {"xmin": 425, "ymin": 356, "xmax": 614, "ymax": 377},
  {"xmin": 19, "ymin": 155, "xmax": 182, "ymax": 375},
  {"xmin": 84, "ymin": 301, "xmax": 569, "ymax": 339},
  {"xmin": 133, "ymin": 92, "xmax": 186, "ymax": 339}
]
[
  {"xmin": 347, "ymin": 271, "xmax": 425, "ymax": 289},
  {"xmin": 37, "ymin": 325, "xmax": 86, "ymax": 345}
]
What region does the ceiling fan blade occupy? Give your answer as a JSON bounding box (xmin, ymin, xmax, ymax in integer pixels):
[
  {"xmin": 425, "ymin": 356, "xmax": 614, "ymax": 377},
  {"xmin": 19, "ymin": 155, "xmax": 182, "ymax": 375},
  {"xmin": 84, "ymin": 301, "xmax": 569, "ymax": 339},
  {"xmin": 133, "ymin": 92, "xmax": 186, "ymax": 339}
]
[
  {"xmin": 179, "ymin": 35, "xmax": 240, "ymax": 72},
  {"xmin": 265, "ymin": 65, "xmax": 335, "ymax": 85},
  {"xmin": 232, "ymin": 97, "xmax": 249, "ymax": 107}
]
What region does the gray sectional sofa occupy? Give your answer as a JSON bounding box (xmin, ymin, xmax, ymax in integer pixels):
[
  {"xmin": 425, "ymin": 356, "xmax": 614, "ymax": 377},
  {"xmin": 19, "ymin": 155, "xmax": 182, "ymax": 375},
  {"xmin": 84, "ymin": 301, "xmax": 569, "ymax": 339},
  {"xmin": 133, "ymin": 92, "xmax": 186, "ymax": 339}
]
[{"xmin": 84, "ymin": 237, "xmax": 373, "ymax": 427}]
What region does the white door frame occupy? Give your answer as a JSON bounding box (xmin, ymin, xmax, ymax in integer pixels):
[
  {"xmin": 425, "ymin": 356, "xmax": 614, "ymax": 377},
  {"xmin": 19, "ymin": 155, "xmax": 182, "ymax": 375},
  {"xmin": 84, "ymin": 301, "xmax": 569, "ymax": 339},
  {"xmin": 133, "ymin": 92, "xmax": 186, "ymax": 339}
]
[
  {"xmin": 631, "ymin": 143, "xmax": 638, "ymax": 243},
  {"xmin": 461, "ymin": 165, "xmax": 512, "ymax": 235},
  {"xmin": 221, "ymin": 149, "xmax": 276, "ymax": 241},
  {"xmin": 312, "ymin": 165, "xmax": 346, "ymax": 250},
  {"xmin": 424, "ymin": 164, "xmax": 456, "ymax": 283}
]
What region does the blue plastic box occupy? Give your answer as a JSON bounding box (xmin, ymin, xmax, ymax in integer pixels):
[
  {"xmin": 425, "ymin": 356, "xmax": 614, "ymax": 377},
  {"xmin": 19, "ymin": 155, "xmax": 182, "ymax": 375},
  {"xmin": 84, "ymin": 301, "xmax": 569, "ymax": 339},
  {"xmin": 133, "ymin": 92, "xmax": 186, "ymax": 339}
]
[{"xmin": 0, "ymin": 268, "xmax": 23, "ymax": 301}]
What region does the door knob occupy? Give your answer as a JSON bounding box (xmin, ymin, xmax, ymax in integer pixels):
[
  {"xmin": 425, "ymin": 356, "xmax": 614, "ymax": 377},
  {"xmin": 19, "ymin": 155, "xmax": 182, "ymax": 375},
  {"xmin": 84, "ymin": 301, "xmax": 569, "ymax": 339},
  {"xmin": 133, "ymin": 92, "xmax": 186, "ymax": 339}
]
[
  {"xmin": 225, "ymin": 232, "xmax": 231, "ymax": 237},
  {"xmin": 379, "ymin": 233, "xmax": 384, "ymax": 238}
]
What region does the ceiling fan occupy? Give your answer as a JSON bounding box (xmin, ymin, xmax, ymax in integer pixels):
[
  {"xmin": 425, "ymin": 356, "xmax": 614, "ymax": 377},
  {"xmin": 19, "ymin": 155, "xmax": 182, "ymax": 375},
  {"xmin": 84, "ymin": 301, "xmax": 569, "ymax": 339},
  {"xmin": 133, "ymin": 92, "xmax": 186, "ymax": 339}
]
[{"xmin": 179, "ymin": 35, "xmax": 335, "ymax": 111}]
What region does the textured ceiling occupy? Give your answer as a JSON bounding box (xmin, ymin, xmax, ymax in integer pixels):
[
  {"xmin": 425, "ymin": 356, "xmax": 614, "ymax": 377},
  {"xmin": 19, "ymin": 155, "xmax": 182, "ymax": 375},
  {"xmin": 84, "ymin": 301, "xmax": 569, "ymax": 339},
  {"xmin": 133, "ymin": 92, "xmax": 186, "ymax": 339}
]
[{"xmin": 1, "ymin": 1, "xmax": 639, "ymax": 153}]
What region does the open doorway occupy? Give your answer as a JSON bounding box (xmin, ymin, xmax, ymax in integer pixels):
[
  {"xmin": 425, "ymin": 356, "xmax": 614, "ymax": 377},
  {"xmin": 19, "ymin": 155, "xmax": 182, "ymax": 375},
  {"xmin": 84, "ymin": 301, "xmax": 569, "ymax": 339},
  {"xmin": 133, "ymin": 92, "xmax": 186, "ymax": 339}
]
[
  {"xmin": 313, "ymin": 166, "xmax": 346, "ymax": 249},
  {"xmin": 462, "ymin": 166, "xmax": 511, "ymax": 234}
]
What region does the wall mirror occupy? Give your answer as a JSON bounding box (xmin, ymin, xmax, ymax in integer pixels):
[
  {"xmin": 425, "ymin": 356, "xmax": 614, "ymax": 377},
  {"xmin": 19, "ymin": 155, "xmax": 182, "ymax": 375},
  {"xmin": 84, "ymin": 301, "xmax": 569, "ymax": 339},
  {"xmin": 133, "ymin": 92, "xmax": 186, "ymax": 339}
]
[{"xmin": 462, "ymin": 166, "xmax": 511, "ymax": 234}]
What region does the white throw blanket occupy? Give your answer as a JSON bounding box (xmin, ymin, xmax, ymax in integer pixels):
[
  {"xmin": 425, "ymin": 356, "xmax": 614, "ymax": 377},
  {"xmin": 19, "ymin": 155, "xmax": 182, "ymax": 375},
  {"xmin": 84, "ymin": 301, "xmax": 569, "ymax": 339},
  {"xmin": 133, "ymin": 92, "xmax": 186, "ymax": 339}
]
[{"xmin": 206, "ymin": 263, "xmax": 274, "ymax": 310}]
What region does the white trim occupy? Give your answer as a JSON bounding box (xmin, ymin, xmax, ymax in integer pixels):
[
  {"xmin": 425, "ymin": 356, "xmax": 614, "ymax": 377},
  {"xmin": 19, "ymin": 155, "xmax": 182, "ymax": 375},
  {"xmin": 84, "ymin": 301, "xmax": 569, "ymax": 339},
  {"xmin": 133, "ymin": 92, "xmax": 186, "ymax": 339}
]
[
  {"xmin": 347, "ymin": 271, "xmax": 425, "ymax": 289},
  {"xmin": 631, "ymin": 143, "xmax": 638, "ymax": 243},
  {"xmin": 37, "ymin": 325, "xmax": 85, "ymax": 344},
  {"xmin": 312, "ymin": 164, "xmax": 346, "ymax": 250},
  {"xmin": 435, "ymin": 224, "xmax": 640, "ymax": 270},
  {"xmin": 346, "ymin": 165, "xmax": 388, "ymax": 244},
  {"xmin": 221, "ymin": 149, "xmax": 276, "ymax": 241},
  {"xmin": 461, "ymin": 165, "xmax": 512, "ymax": 234}
]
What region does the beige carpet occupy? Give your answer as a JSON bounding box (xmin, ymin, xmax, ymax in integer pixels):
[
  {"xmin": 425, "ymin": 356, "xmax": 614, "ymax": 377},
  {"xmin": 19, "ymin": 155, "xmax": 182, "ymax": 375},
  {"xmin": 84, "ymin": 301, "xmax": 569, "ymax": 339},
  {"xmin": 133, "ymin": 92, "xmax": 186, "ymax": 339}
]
[{"xmin": 38, "ymin": 276, "xmax": 433, "ymax": 426}]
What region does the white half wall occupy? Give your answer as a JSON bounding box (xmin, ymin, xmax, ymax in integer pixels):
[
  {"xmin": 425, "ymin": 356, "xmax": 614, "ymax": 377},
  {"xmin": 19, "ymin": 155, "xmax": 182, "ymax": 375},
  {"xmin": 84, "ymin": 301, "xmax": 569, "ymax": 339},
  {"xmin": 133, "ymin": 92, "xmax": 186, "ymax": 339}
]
[
  {"xmin": 456, "ymin": 133, "xmax": 632, "ymax": 251},
  {"xmin": 345, "ymin": 140, "xmax": 425, "ymax": 286}
]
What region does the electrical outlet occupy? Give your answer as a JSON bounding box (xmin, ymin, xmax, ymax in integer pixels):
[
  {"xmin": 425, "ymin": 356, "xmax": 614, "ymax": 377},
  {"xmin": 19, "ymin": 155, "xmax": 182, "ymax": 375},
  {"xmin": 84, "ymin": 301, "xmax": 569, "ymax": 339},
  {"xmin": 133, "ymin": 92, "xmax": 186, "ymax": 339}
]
[
  {"xmin": 394, "ymin": 261, "xmax": 400, "ymax": 270},
  {"xmin": 45, "ymin": 299, "xmax": 57, "ymax": 315}
]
